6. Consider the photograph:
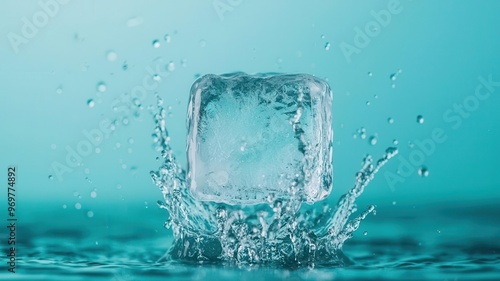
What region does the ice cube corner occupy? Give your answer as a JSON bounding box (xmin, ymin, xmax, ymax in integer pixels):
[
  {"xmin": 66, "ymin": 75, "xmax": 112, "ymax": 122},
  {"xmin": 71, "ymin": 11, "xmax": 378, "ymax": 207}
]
[{"xmin": 187, "ymin": 73, "xmax": 333, "ymax": 205}]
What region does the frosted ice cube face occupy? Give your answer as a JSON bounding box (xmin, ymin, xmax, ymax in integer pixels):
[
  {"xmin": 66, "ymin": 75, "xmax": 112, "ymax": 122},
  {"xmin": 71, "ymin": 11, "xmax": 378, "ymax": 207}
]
[{"xmin": 187, "ymin": 73, "xmax": 333, "ymax": 205}]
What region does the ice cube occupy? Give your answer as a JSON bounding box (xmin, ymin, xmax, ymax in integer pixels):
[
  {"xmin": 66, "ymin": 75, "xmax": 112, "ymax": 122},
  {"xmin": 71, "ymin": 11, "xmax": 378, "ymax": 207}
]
[{"xmin": 187, "ymin": 73, "xmax": 333, "ymax": 205}]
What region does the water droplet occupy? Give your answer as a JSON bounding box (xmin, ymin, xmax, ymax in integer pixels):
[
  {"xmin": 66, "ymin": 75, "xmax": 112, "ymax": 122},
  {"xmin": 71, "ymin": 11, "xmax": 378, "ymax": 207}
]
[
  {"xmin": 152, "ymin": 39, "xmax": 160, "ymax": 48},
  {"xmin": 84, "ymin": 168, "xmax": 90, "ymax": 174},
  {"xmin": 87, "ymin": 211, "xmax": 94, "ymax": 218},
  {"xmin": 87, "ymin": 99, "xmax": 95, "ymax": 108},
  {"xmin": 369, "ymin": 136, "xmax": 377, "ymax": 146},
  {"xmin": 393, "ymin": 139, "xmax": 399, "ymax": 145},
  {"xmin": 128, "ymin": 138, "xmax": 134, "ymax": 144},
  {"xmin": 368, "ymin": 72, "xmax": 373, "ymax": 77},
  {"xmin": 56, "ymin": 87, "xmax": 63, "ymax": 94},
  {"xmin": 418, "ymin": 167, "xmax": 429, "ymax": 177},
  {"xmin": 366, "ymin": 101, "xmax": 370, "ymax": 106},
  {"xmin": 360, "ymin": 133, "xmax": 366, "ymax": 139},
  {"xmin": 153, "ymin": 74, "xmax": 161, "ymax": 81},
  {"xmin": 106, "ymin": 50, "xmax": 117, "ymax": 62},
  {"xmin": 387, "ymin": 117, "xmax": 394, "ymax": 124},
  {"xmin": 437, "ymin": 229, "xmax": 441, "ymax": 234},
  {"xmin": 127, "ymin": 148, "xmax": 133, "ymax": 154},
  {"xmin": 48, "ymin": 175, "xmax": 54, "ymax": 180},
  {"xmin": 363, "ymin": 231, "xmax": 368, "ymax": 236},
  {"xmin": 95, "ymin": 241, "xmax": 99, "ymax": 245},
  {"xmin": 321, "ymin": 34, "xmax": 325, "ymax": 39},
  {"xmin": 121, "ymin": 164, "xmax": 127, "ymax": 169},
  {"xmin": 122, "ymin": 61, "xmax": 128, "ymax": 71},
  {"xmin": 181, "ymin": 59, "xmax": 187, "ymax": 67},
  {"xmin": 95, "ymin": 147, "xmax": 101, "ymax": 154},
  {"xmin": 122, "ymin": 117, "xmax": 129, "ymax": 126},
  {"xmin": 62, "ymin": 204, "xmax": 67, "ymax": 209},
  {"xmin": 96, "ymin": 82, "xmax": 107, "ymax": 92},
  {"xmin": 51, "ymin": 144, "xmax": 57, "ymax": 150},
  {"xmin": 392, "ymin": 201, "xmax": 397, "ymax": 205},
  {"xmin": 116, "ymin": 184, "xmax": 122, "ymax": 189},
  {"xmin": 167, "ymin": 61, "xmax": 175, "ymax": 71},
  {"xmin": 390, "ymin": 69, "xmax": 402, "ymax": 81},
  {"xmin": 324, "ymin": 42, "xmax": 331, "ymax": 51},
  {"xmin": 408, "ymin": 141, "xmax": 414, "ymax": 148},
  {"xmin": 75, "ymin": 203, "xmax": 82, "ymax": 210},
  {"xmin": 90, "ymin": 191, "xmax": 97, "ymax": 198},
  {"xmin": 164, "ymin": 34, "xmax": 171, "ymax": 43},
  {"xmin": 132, "ymin": 98, "xmax": 141, "ymax": 106},
  {"xmin": 417, "ymin": 115, "xmax": 424, "ymax": 124},
  {"xmin": 115, "ymin": 142, "xmax": 121, "ymax": 148},
  {"xmin": 199, "ymin": 39, "xmax": 206, "ymax": 47}
]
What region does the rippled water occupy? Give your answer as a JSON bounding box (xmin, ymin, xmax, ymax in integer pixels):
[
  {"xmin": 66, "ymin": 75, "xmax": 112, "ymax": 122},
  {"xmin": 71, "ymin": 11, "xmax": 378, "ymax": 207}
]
[{"xmin": 2, "ymin": 201, "xmax": 499, "ymax": 280}]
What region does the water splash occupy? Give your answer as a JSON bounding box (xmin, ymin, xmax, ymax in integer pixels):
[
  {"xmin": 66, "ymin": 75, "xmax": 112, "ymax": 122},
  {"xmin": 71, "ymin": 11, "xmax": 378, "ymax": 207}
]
[{"xmin": 150, "ymin": 97, "xmax": 398, "ymax": 268}]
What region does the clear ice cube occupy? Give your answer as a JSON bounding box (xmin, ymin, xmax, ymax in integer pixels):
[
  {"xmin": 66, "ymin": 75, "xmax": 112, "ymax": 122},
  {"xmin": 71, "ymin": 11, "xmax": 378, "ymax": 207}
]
[{"xmin": 187, "ymin": 73, "xmax": 333, "ymax": 205}]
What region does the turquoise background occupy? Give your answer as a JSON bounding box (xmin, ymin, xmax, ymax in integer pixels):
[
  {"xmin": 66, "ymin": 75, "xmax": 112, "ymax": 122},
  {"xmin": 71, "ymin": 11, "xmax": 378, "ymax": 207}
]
[
  {"xmin": 2, "ymin": 0, "xmax": 499, "ymax": 208},
  {"xmin": 1, "ymin": 1, "xmax": 499, "ymax": 280}
]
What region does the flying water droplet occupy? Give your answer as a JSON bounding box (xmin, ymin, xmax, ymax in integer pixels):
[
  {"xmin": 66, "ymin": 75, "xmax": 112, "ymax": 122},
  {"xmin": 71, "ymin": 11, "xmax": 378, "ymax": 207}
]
[
  {"xmin": 164, "ymin": 34, "xmax": 171, "ymax": 43},
  {"xmin": 152, "ymin": 39, "xmax": 160, "ymax": 48},
  {"xmin": 96, "ymin": 82, "xmax": 107, "ymax": 92},
  {"xmin": 387, "ymin": 117, "xmax": 394, "ymax": 124},
  {"xmin": 369, "ymin": 136, "xmax": 377, "ymax": 146},
  {"xmin": 87, "ymin": 99, "xmax": 95, "ymax": 108},
  {"xmin": 56, "ymin": 87, "xmax": 63, "ymax": 94},
  {"xmin": 417, "ymin": 115, "xmax": 424, "ymax": 124},
  {"xmin": 90, "ymin": 191, "xmax": 97, "ymax": 198},
  {"xmin": 75, "ymin": 203, "xmax": 82, "ymax": 210},
  {"xmin": 48, "ymin": 175, "xmax": 54, "ymax": 180},
  {"xmin": 106, "ymin": 50, "xmax": 117, "ymax": 62},
  {"xmin": 368, "ymin": 72, "xmax": 373, "ymax": 77},
  {"xmin": 324, "ymin": 42, "xmax": 331, "ymax": 51},
  {"xmin": 87, "ymin": 211, "xmax": 94, "ymax": 218},
  {"xmin": 167, "ymin": 61, "xmax": 175, "ymax": 72},
  {"xmin": 153, "ymin": 74, "xmax": 161, "ymax": 81},
  {"xmin": 199, "ymin": 39, "xmax": 207, "ymax": 47},
  {"xmin": 418, "ymin": 167, "xmax": 429, "ymax": 177}
]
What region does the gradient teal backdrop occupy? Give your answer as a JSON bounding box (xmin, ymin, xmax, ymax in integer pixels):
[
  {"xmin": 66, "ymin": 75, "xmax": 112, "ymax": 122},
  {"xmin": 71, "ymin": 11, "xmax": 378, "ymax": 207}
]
[{"xmin": 1, "ymin": 0, "xmax": 500, "ymax": 235}]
